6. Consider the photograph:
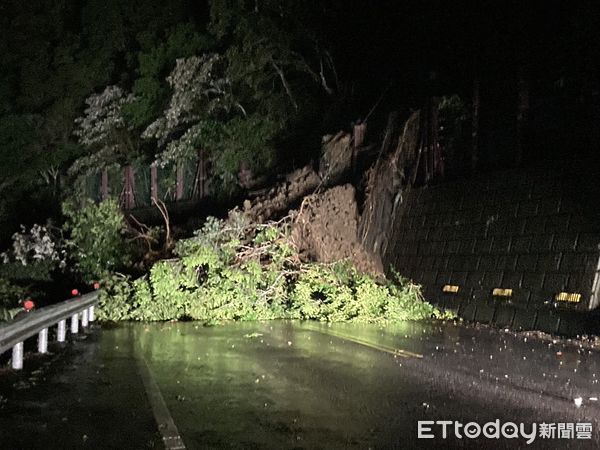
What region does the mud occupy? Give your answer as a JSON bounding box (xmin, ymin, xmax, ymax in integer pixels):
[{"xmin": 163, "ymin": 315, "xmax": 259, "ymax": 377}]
[
  {"xmin": 243, "ymin": 165, "xmax": 321, "ymax": 223},
  {"xmin": 241, "ymin": 155, "xmax": 382, "ymax": 274},
  {"xmin": 291, "ymin": 185, "xmax": 382, "ymax": 275}
]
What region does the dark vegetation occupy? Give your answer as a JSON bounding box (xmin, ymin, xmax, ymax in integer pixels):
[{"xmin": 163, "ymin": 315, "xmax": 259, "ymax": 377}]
[{"xmin": 1, "ymin": 1, "xmax": 599, "ymax": 321}]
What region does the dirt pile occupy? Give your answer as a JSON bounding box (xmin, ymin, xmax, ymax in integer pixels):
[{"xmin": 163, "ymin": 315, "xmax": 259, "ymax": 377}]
[
  {"xmin": 291, "ymin": 185, "xmax": 383, "ymax": 276},
  {"xmin": 242, "ymin": 130, "xmax": 355, "ymax": 224},
  {"xmin": 243, "ymin": 165, "xmax": 321, "ymax": 222},
  {"xmin": 239, "ymin": 135, "xmax": 381, "ymax": 275}
]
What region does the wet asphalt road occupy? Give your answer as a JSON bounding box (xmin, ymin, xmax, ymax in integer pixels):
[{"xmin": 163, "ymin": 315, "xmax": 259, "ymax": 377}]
[{"xmin": 1, "ymin": 320, "xmax": 600, "ymax": 449}]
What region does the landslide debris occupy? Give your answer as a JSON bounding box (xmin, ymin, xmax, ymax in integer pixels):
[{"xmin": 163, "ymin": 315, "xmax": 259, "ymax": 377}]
[{"xmin": 291, "ymin": 184, "xmax": 382, "ymax": 276}]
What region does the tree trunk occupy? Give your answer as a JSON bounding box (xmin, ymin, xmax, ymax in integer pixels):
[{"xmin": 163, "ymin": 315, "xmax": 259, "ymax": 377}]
[
  {"xmin": 150, "ymin": 164, "xmax": 158, "ymax": 203},
  {"xmin": 194, "ymin": 149, "xmax": 208, "ymax": 200},
  {"xmin": 353, "ymin": 122, "xmax": 367, "ymax": 149},
  {"xmin": 123, "ymin": 165, "xmax": 136, "ymax": 210},
  {"xmin": 176, "ymin": 163, "xmax": 184, "ymax": 201},
  {"xmin": 100, "ymin": 169, "xmax": 109, "ymax": 200}
]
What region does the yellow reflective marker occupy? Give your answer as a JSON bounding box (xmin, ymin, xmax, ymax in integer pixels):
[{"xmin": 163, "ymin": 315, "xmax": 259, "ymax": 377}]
[
  {"xmin": 555, "ymin": 292, "xmax": 581, "ymax": 303},
  {"xmin": 492, "ymin": 288, "xmax": 513, "ymax": 297},
  {"xmin": 442, "ymin": 284, "xmax": 460, "ymax": 293}
]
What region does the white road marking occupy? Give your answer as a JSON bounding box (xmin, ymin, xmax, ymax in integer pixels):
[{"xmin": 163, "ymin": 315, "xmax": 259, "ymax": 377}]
[{"xmin": 136, "ymin": 353, "xmax": 186, "ymax": 449}]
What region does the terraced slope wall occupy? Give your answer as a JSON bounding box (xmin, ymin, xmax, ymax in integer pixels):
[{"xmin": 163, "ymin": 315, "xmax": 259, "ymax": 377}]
[{"xmin": 383, "ymin": 167, "xmax": 600, "ymax": 334}]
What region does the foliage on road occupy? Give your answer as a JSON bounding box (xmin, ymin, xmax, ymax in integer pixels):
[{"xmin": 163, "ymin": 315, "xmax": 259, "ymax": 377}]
[{"xmin": 96, "ymin": 211, "xmax": 452, "ymax": 323}]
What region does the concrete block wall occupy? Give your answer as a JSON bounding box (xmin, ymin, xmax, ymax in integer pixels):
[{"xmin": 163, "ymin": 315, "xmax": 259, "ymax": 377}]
[{"xmin": 384, "ymin": 168, "xmax": 600, "ymax": 334}]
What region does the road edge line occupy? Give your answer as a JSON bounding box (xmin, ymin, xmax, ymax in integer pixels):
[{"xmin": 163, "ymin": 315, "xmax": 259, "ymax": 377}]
[
  {"xmin": 135, "ymin": 352, "xmax": 186, "ymax": 449},
  {"xmin": 307, "ymin": 325, "xmax": 424, "ymax": 358}
]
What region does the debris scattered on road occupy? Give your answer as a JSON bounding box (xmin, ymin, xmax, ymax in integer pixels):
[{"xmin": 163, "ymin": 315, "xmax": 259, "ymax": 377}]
[{"xmin": 243, "ymin": 332, "xmax": 263, "ymax": 339}]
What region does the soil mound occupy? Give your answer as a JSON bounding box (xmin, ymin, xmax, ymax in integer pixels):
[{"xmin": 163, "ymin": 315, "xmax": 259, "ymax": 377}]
[
  {"xmin": 243, "ymin": 165, "xmax": 321, "ymax": 222},
  {"xmin": 291, "ymin": 185, "xmax": 383, "ymax": 275}
]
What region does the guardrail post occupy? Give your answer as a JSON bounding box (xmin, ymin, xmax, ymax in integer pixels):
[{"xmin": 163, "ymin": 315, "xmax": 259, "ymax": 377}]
[
  {"xmin": 38, "ymin": 328, "xmax": 48, "ymax": 354},
  {"xmin": 1, "ymin": 291, "xmax": 98, "ymax": 369},
  {"xmin": 12, "ymin": 342, "xmax": 23, "ymax": 370},
  {"xmin": 57, "ymin": 320, "xmax": 66, "ymax": 342},
  {"xmin": 71, "ymin": 313, "xmax": 79, "ymax": 335}
]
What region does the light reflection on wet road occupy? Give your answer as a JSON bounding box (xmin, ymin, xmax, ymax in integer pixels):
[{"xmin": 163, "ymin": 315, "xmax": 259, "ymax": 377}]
[{"xmin": 1, "ymin": 320, "xmax": 600, "ymax": 449}]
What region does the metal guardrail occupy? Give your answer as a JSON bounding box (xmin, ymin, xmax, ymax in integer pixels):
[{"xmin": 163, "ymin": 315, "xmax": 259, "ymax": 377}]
[{"xmin": 0, "ymin": 291, "xmax": 99, "ymax": 370}]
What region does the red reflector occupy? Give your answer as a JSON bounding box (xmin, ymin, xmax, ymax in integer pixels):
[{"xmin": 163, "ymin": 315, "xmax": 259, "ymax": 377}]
[{"xmin": 23, "ymin": 299, "xmax": 35, "ymax": 311}]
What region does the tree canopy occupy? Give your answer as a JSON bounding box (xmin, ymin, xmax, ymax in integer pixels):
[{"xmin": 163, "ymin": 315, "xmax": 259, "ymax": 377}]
[{"xmin": 1, "ymin": 0, "xmax": 599, "ymax": 245}]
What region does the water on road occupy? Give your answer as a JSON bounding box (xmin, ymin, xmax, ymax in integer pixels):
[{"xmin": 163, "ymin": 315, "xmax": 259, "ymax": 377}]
[{"xmin": 1, "ymin": 320, "xmax": 600, "ymax": 449}]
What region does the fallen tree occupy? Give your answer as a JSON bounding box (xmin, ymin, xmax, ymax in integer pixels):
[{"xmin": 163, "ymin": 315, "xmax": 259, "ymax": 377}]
[{"xmin": 97, "ymin": 205, "xmax": 452, "ymax": 323}]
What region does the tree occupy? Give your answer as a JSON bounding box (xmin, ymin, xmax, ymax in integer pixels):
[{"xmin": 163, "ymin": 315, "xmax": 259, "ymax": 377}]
[
  {"xmin": 209, "ymin": 0, "xmax": 339, "ymax": 109},
  {"xmin": 139, "ymin": 1, "xmax": 338, "ymax": 193},
  {"xmin": 124, "ymin": 23, "xmax": 215, "ymax": 130},
  {"xmin": 0, "ymin": 0, "xmax": 198, "ymax": 242},
  {"xmin": 70, "ymin": 86, "xmax": 137, "ymax": 179}
]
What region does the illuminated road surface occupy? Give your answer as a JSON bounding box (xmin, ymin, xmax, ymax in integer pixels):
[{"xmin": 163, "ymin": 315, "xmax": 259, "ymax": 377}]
[{"xmin": 1, "ymin": 320, "xmax": 600, "ymax": 449}]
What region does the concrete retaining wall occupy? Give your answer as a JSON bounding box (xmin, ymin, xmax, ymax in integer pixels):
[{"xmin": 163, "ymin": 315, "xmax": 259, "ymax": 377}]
[{"xmin": 384, "ymin": 167, "xmax": 600, "ymax": 334}]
